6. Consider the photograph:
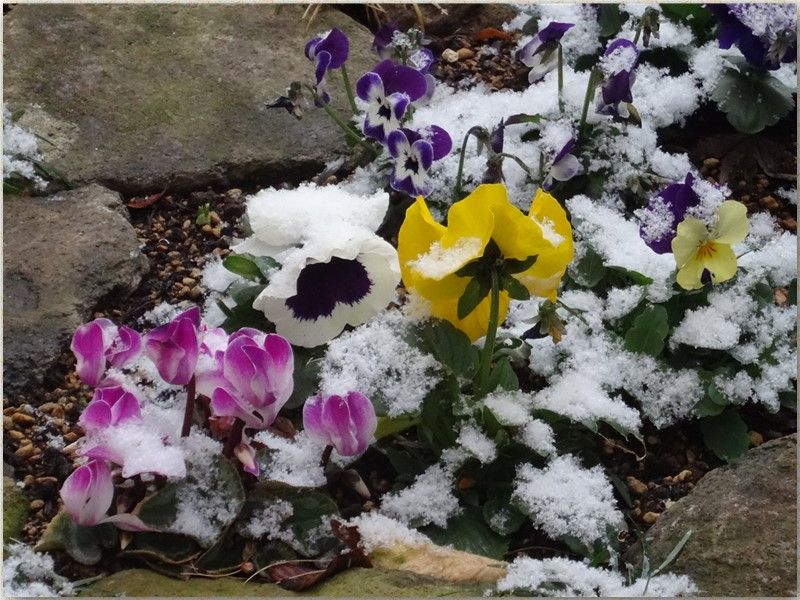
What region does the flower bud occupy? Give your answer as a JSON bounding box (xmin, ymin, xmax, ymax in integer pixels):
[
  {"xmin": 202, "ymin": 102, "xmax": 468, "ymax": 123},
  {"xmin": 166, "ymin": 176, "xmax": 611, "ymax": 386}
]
[{"xmin": 303, "ymin": 392, "xmax": 377, "ymax": 456}]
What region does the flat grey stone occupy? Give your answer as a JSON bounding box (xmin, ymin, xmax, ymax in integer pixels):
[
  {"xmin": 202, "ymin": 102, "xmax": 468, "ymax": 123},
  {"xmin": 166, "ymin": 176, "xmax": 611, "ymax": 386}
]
[
  {"xmin": 626, "ymin": 434, "xmax": 797, "ymax": 597},
  {"xmin": 3, "ymin": 5, "xmax": 375, "ymax": 195},
  {"xmin": 3, "ymin": 184, "xmax": 149, "ymax": 396}
]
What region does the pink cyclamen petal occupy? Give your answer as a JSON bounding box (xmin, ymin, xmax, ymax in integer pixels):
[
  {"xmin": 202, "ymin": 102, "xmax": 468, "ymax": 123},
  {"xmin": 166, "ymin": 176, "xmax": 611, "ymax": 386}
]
[
  {"xmin": 234, "ymin": 442, "xmax": 259, "ymax": 476},
  {"xmin": 303, "ymin": 392, "xmax": 377, "ymax": 456},
  {"xmin": 71, "ymin": 319, "xmax": 115, "ymax": 387},
  {"xmin": 60, "ymin": 460, "xmax": 114, "ymax": 526},
  {"xmin": 143, "ymin": 312, "xmax": 200, "ymax": 385},
  {"xmin": 107, "ymin": 326, "xmax": 142, "ymax": 368},
  {"xmin": 79, "ymin": 386, "xmax": 142, "ymax": 433}
]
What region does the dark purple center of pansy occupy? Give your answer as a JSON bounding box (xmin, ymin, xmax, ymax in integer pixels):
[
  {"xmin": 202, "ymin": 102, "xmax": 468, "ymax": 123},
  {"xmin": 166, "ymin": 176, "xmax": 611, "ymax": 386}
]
[
  {"xmin": 404, "ymin": 155, "xmax": 420, "ymax": 173},
  {"xmin": 377, "ymin": 101, "xmax": 392, "ymax": 120},
  {"xmin": 285, "ymin": 257, "xmax": 372, "ymax": 321}
]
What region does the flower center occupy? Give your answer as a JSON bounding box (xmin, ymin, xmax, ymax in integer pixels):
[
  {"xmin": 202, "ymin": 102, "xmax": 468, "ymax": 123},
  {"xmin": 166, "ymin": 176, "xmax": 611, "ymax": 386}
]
[
  {"xmin": 377, "ymin": 101, "xmax": 392, "ymax": 121},
  {"xmin": 285, "ymin": 257, "xmax": 373, "ymax": 322},
  {"xmin": 404, "ymin": 154, "xmax": 419, "ymax": 174},
  {"xmin": 696, "ymin": 241, "xmax": 717, "ymax": 260}
]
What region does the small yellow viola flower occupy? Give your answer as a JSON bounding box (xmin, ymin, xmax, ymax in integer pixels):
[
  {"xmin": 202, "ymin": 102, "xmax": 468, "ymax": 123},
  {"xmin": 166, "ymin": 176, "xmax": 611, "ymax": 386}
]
[
  {"xmin": 397, "ymin": 183, "xmax": 574, "ymax": 341},
  {"xmin": 672, "ymin": 200, "xmax": 749, "ymax": 290}
]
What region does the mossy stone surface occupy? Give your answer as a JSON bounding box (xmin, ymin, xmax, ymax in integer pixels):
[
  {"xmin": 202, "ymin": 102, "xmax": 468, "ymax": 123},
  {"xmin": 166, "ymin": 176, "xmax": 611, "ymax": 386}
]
[
  {"xmin": 3, "ymin": 476, "xmax": 28, "ymax": 541},
  {"xmin": 80, "ymin": 567, "xmax": 485, "ymax": 597},
  {"xmin": 3, "ymin": 5, "xmax": 375, "ymax": 194}
]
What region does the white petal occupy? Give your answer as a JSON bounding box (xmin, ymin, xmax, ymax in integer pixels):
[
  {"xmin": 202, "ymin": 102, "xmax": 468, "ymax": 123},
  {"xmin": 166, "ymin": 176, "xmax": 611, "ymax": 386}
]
[{"xmin": 550, "ymin": 154, "xmax": 582, "ymax": 182}]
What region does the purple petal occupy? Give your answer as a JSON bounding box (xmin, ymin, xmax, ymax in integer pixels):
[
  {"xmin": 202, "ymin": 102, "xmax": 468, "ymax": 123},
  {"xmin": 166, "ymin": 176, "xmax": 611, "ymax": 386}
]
[
  {"xmin": 79, "ymin": 400, "xmax": 113, "ymax": 432},
  {"xmin": 60, "ymin": 460, "xmax": 113, "ymax": 526},
  {"xmin": 537, "ymin": 21, "xmax": 575, "ymax": 44},
  {"xmin": 71, "ymin": 320, "xmax": 113, "ymax": 388},
  {"xmin": 356, "ymin": 71, "xmax": 384, "ymax": 102},
  {"xmin": 320, "ymin": 394, "xmax": 360, "ymax": 456},
  {"xmin": 144, "ymin": 317, "xmax": 199, "ymax": 385},
  {"xmin": 372, "ymin": 22, "xmax": 399, "ymax": 55},
  {"xmin": 302, "ymin": 395, "xmax": 326, "ymax": 442},
  {"xmin": 372, "ymin": 59, "xmax": 427, "ymax": 100},
  {"xmin": 518, "ymin": 36, "xmax": 543, "ymax": 65},
  {"xmin": 314, "ymin": 28, "xmax": 349, "ymax": 69},
  {"xmin": 423, "ymin": 125, "xmax": 452, "ymax": 161},
  {"xmin": 314, "ymin": 50, "xmax": 332, "ymax": 86},
  {"xmin": 410, "ymin": 48, "xmax": 436, "ymax": 74},
  {"xmin": 388, "ymin": 92, "xmax": 411, "ymax": 123},
  {"xmin": 605, "ymin": 38, "xmax": 640, "ymax": 65},
  {"xmin": 601, "ymin": 70, "xmax": 635, "ymax": 105},
  {"xmin": 343, "ymin": 392, "xmax": 377, "ymax": 452},
  {"xmin": 386, "ymin": 129, "xmax": 409, "ymax": 158},
  {"xmin": 177, "ymin": 306, "xmax": 202, "ymax": 328},
  {"xmin": 639, "ymin": 173, "xmax": 700, "ymax": 254},
  {"xmin": 263, "ymin": 334, "xmax": 294, "ymax": 405},
  {"xmin": 107, "ymin": 325, "xmax": 142, "ymax": 368},
  {"xmin": 412, "ymin": 139, "xmax": 434, "ymax": 172},
  {"xmin": 100, "ymin": 513, "xmax": 158, "ymax": 532},
  {"xmin": 305, "ymin": 36, "xmax": 322, "ymax": 60},
  {"xmin": 553, "ymin": 137, "xmax": 576, "ymax": 164}
]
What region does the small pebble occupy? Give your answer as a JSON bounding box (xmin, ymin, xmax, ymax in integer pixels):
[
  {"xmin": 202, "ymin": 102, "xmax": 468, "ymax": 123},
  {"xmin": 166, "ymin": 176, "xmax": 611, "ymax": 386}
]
[
  {"xmin": 12, "ymin": 413, "xmax": 36, "ymax": 426},
  {"xmin": 626, "ymin": 476, "xmax": 649, "ymax": 495},
  {"xmin": 749, "ymin": 431, "xmax": 764, "ymax": 447},
  {"xmin": 702, "ymin": 157, "xmax": 720, "ymax": 168},
  {"xmin": 8, "ymin": 430, "xmax": 25, "ymax": 441},
  {"xmin": 674, "ymin": 469, "xmax": 693, "ymax": 483},
  {"xmin": 209, "ymin": 211, "xmax": 221, "ymax": 226},
  {"xmin": 30, "ymin": 499, "xmax": 44, "ymax": 511},
  {"xmin": 3, "ymin": 416, "xmax": 12, "ymax": 430},
  {"xmin": 189, "ymin": 287, "xmax": 203, "ymax": 300},
  {"xmin": 442, "ymin": 48, "xmax": 459, "ymax": 63},
  {"xmin": 457, "ymin": 47, "xmax": 475, "ymax": 60},
  {"xmin": 14, "ymin": 444, "xmax": 34, "ymax": 458},
  {"xmin": 759, "ymin": 195, "xmax": 779, "ymax": 210},
  {"xmin": 642, "ymin": 511, "xmax": 660, "ymax": 524}
]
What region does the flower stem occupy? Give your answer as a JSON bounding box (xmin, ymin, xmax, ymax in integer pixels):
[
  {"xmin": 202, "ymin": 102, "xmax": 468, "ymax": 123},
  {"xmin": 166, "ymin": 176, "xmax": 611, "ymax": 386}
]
[
  {"xmin": 454, "ymin": 126, "xmax": 487, "ymax": 199},
  {"xmin": 578, "ymin": 68, "xmax": 601, "ymax": 144},
  {"xmin": 223, "ymin": 417, "xmax": 245, "ymax": 458},
  {"xmin": 476, "ymin": 268, "xmax": 501, "ymax": 398},
  {"xmin": 320, "ymin": 444, "xmax": 333, "ymax": 468},
  {"xmin": 181, "ymin": 375, "xmax": 196, "ymax": 438},
  {"xmin": 633, "ymin": 21, "xmax": 644, "ymax": 45},
  {"xmin": 340, "ymin": 65, "xmax": 358, "ymax": 115},
  {"xmin": 322, "ymin": 103, "xmax": 362, "ymax": 145},
  {"xmin": 496, "ymin": 152, "xmax": 532, "ymax": 180},
  {"xmin": 557, "ymin": 44, "xmax": 564, "ymax": 114}
]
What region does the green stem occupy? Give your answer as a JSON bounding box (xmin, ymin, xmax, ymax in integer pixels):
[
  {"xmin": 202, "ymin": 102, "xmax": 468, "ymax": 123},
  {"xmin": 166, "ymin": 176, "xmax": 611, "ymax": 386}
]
[
  {"xmin": 633, "ymin": 21, "xmax": 644, "ymax": 45},
  {"xmin": 321, "ymin": 103, "xmax": 362, "ymax": 145},
  {"xmin": 496, "ymin": 152, "xmax": 532, "ymax": 179},
  {"xmin": 578, "ymin": 68, "xmax": 601, "ymax": 144},
  {"xmin": 476, "ymin": 269, "xmax": 501, "ymax": 398},
  {"xmin": 340, "ymin": 65, "xmax": 358, "ymax": 115},
  {"xmin": 557, "ymin": 44, "xmax": 564, "ymax": 114},
  {"xmin": 454, "ymin": 126, "xmax": 486, "ymax": 200}
]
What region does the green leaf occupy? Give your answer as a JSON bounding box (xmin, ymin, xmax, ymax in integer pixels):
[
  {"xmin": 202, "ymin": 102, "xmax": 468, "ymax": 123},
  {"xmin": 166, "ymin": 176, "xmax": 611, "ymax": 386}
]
[
  {"xmin": 751, "ymin": 282, "xmax": 774, "ymax": 308},
  {"xmin": 137, "ymin": 483, "xmax": 180, "ymax": 528},
  {"xmin": 223, "ymin": 255, "xmax": 265, "ymax": 282},
  {"xmin": 285, "ymin": 349, "xmax": 323, "ymax": 410},
  {"xmin": 423, "ymin": 507, "xmax": 509, "ymax": 560},
  {"xmin": 606, "ymin": 266, "xmax": 654, "ymax": 286},
  {"xmin": 486, "ymin": 357, "xmax": 519, "ymax": 393},
  {"xmin": 788, "ymin": 278, "xmax": 797, "ymax": 306},
  {"xmin": 504, "ymin": 255, "xmax": 538, "ymax": 274},
  {"xmin": 699, "ymin": 408, "xmax": 749, "ymax": 462},
  {"xmin": 711, "ymin": 67, "xmax": 794, "ymax": 134},
  {"xmin": 229, "ymin": 282, "xmax": 266, "ymax": 305},
  {"xmin": 504, "ymin": 113, "xmax": 542, "ymax": 126},
  {"xmin": 418, "ymin": 377, "xmax": 459, "ymax": 455},
  {"xmin": 500, "ymin": 274, "xmax": 530, "ymax": 301},
  {"xmin": 624, "ymin": 305, "xmax": 669, "ymax": 357},
  {"xmin": 571, "ymin": 247, "xmax": 606, "ymax": 287},
  {"xmin": 482, "ymin": 491, "xmax": 527, "ymax": 536},
  {"xmin": 458, "ymin": 276, "xmax": 490, "ymax": 320},
  {"xmin": 694, "ymin": 383, "xmax": 728, "ymax": 417},
  {"xmin": 597, "ymin": 4, "xmax": 623, "ymax": 38},
  {"xmin": 521, "ymin": 16, "xmax": 538, "ymax": 36},
  {"xmin": 34, "ymin": 512, "xmax": 105, "ymax": 565},
  {"xmin": 375, "ymin": 415, "xmax": 420, "ymax": 439},
  {"xmin": 414, "ymin": 319, "xmax": 480, "ymax": 378}
]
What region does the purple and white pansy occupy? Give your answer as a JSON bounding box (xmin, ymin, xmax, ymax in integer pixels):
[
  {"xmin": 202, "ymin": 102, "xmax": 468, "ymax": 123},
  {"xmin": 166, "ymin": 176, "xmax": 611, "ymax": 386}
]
[
  {"xmin": 707, "ymin": 3, "xmax": 796, "ymax": 70},
  {"xmin": 305, "ymin": 28, "xmax": 350, "ymax": 105},
  {"xmin": 356, "ymin": 59, "xmax": 428, "ymax": 143},
  {"xmin": 303, "ymin": 391, "xmax": 377, "ymax": 457},
  {"xmin": 71, "ymin": 319, "xmax": 142, "ymax": 388},
  {"xmin": 386, "ymin": 125, "xmax": 452, "ymax": 197},
  {"xmin": 637, "ymin": 173, "xmax": 701, "ymax": 254},
  {"xmin": 60, "ymin": 459, "xmax": 154, "ymax": 531},
  {"xmin": 518, "ymin": 21, "xmax": 575, "ymax": 83},
  {"xmin": 543, "ymin": 136, "xmax": 582, "ymax": 191},
  {"xmin": 596, "ymin": 39, "xmax": 640, "ymax": 118}
]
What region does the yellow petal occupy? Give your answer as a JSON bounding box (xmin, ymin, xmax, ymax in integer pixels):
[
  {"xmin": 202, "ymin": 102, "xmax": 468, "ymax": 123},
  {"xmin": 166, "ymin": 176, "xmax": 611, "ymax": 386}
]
[
  {"xmin": 675, "ymin": 255, "xmax": 706, "ymax": 290},
  {"xmin": 714, "ymin": 200, "xmax": 749, "ymax": 245},
  {"xmin": 488, "ymin": 193, "xmax": 542, "ymax": 261},
  {"xmin": 703, "ymin": 242, "xmax": 738, "ymax": 284},
  {"xmin": 672, "ymin": 217, "xmax": 708, "ymax": 267},
  {"xmin": 429, "ymin": 289, "xmax": 512, "ymax": 342},
  {"xmin": 438, "ymin": 184, "xmax": 497, "ymax": 258},
  {"xmin": 398, "ymin": 196, "xmax": 446, "ymax": 289}
]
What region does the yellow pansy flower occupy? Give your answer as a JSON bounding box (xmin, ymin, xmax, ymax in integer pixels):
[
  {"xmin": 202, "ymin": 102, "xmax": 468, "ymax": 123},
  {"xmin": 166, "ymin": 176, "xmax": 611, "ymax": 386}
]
[
  {"xmin": 672, "ymin": 200, "xmax": 749, "ymax": 290},
  {"xmin": 398, "ymin": 183, "xmax": 574, "ymax": 340}
]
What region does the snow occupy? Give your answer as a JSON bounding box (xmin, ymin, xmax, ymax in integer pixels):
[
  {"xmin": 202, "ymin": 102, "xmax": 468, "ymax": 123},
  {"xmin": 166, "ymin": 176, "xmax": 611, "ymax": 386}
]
[
  {"xmin": 497, "ymin": 556, "xmax": 697, "ymax": 597},
  {"xmin": 484, "ymin": 391, "xmax": 531, "ymax": 426},
  {"xmin": 347, "ymin": 512, "xmax": 432, "ymax": 554},
  {"xmin": 670, "ymin": 307, "xmax": 742, "ymax": 350},
  {"xmin": 168, "ymin": 432, "xmax": 243, "ymax": 546},
  {"xmin": 457, "ymin": 422, "xmax": 498, "ymax": 463},
  {"xmin": 3, "ymin": 104, "xmax": 47, "ymax": 190},
  {"xmin": 513, "ymin": 455, "xmax": 624, "ymax": 547},
  {"xmin": 3, "ymin": 543, "xmax": 74, "ymax": 597},
  {"xmin": 253, "ymin": 430, "xmax": 327, "ymax": 488},
  {"xmin": 518, "ymin": 419, "xmax": 556, "ymax": 455},
  {"xmin": 408, "ymin": 237, "xmax": 484, "ymax": 280},
  {"xmin": 600, "ymin": 43, "xmax": 638, "ymax": 75},
  {"xmin": 319, "ymin": 310, "xmax": 442, "ymax": 417},
  {"xmin": 379, "ymin": 463, "xmax": 461, "ymax": 528}
]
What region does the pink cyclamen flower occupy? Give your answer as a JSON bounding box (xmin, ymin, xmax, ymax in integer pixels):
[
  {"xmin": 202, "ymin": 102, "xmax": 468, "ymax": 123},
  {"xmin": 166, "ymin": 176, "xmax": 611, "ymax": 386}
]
[
  {"xmin": 71, "ymin": 319, "xmax": 142, "ymax": 387},
  {"xmin": 60, "ymin": 459, "xmax": 155, "ymax": 531},
  {"xmin": 303, "ymin": 392, "xmax": 377, "ymax": 456},
  {"xmin": 78, "ymin": 385, "xmax": 143, "ymax": 433},
  {"xmin": 143, "ymin": 307, "xmax": 202, "ymax": 385},
  {"xmin": 209, "ymin": 328, "xmax": 294, "ymax": 430}
]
